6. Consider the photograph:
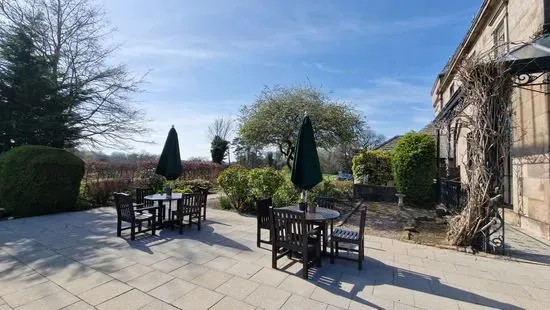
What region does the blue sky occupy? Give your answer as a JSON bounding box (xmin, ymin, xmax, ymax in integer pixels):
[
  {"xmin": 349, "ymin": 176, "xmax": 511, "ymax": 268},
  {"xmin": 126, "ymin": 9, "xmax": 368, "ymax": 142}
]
[{"xmin": 100, "ymin": 0, "xmax": 480, "ymax": 159}]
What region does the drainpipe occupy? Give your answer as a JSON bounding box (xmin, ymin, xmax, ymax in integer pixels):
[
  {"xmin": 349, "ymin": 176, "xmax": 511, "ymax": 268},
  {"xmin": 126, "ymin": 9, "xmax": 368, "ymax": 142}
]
[
  {"xmin": 545, "ymin": 0, "xmax": 550, "ymax": 34},
  {"xmin": 436, "ymin": 129, "xmax": 441, "ymax": 203}
]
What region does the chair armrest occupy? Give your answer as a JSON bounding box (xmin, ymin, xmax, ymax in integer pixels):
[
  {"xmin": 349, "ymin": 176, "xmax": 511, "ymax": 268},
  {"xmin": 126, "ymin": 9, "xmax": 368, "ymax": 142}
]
[
  {"xmin": 133, "ymin": 203, "xmax": 145, "ymax": 208},
  {"xmin": 306, "ymin": 229, "xmax": 321, "ymax": 237},
  {"xmin": 136, "ymin": 205, "xmax": 162, "ymax": 212}
]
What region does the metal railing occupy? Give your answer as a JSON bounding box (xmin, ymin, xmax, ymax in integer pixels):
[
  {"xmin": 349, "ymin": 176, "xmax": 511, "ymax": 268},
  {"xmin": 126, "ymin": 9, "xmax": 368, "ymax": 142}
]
[{"xmin": 439, "ymin": 179, "xmax": 467, "ymax": 212}]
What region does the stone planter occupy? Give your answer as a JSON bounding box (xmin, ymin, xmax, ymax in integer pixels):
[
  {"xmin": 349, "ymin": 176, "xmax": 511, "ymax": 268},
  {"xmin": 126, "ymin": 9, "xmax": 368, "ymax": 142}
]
[{"xmin": 396, "ymin": 193, "xmax": 406, "ymax": 208}]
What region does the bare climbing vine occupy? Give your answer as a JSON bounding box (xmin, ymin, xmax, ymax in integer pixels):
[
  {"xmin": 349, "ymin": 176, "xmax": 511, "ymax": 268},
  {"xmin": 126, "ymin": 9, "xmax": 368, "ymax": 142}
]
[{"xmin": 447, "ymin": 56, "xmax": 513, "ymax": 246}]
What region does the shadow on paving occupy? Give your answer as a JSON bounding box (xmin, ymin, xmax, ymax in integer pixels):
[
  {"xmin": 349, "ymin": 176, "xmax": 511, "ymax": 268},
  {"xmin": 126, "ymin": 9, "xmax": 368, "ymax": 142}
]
[
  {"xmin": 277, "ymin": 253, "xmax": 523, "ymax": 310},
  {"xmin": 0, "ymin": 207, "xmax": 253, "ymax": 291},
  {"xmin": 506, "ymin": 225, "xmax": 550, "ymax": 265}
]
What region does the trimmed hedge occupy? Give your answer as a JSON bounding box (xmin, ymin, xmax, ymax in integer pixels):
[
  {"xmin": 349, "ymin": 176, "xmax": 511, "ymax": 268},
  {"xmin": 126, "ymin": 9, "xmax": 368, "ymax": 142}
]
[
  {"xmin": 0, "ymin": 145, "xmax": 85, "ymax": 217},
  {"xmin": 352, "ymin": 150, "xmax": 392, "ymax": 185},
  {"xmin": 391, "ymin": 132, "xmax": 436, "ymax": 208}
]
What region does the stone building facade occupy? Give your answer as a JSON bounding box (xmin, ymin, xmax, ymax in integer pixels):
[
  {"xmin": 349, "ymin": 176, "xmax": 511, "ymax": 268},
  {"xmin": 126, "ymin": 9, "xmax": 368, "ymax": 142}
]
[{"xmin": 432, "ymin": 0, "xmax": 550, "ymax": 240}]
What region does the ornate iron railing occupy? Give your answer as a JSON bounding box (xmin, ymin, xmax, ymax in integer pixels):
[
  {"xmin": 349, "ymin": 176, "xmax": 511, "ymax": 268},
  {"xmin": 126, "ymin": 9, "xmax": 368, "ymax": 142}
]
[{"xmin": 439, "ymin": 179, "xmax": 467, "ymax": 212}]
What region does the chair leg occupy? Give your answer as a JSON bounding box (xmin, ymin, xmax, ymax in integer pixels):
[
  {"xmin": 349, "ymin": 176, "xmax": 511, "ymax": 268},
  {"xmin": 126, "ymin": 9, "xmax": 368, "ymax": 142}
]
[
  {"xmin": 203, "ymin": 206, "xmax": 206, "ymax": 220},
  {"xmin": 179, "ymin": 216, "xmax": 183, "ymax": 235},
  {"xmin": 152, "ymin": 219, "xmax": 156, "ymax": 236},
  {"xmin": 117, "ymin": 220, "xmax": 121, "ymax": 237},
  {"xmin": 323, "ymin": 224, "xmax": 328, "ymax": 254},
  {"xmin": 257, "ymin": 225, "xmax": 261, "ymax": 248},
  {"xmin": 335, "ymin": 241, "xmax": 339, "ymax": 257},
  {"xmin": 272, "ymin": 246, "xmax": 277, "ymax": 269},
  {"xmin": 316, "ymin": 242, "xmax": 322, "ymax": 267},
  {"xmin": 302, "ymin": 251, "xmax": 308, "ymax": 279},
  {"xmin": 138, "ymin": 222, "xmax": 142, "ymax": 232},
  {"xmin": 131, "ymin": 224, "xmax": 136, "ymax": 240},
  {"xmin": 197, "ymin": 214, "xmax": 201, "ymax": 231},
  {"xmin": 358, "ymin": 241, "xmax": 364, "ymax": 270},
  {"xmin": 330, "ymin": 239, "xmax": 335, "ymax": 264}
]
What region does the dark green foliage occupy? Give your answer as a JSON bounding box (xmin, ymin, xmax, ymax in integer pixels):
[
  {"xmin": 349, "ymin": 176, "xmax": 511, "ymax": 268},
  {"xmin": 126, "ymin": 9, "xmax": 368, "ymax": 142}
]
[
  {"xmin": 248, "ymin": 167, "xmax": 284, "ymax": 200},
  {"xmin": 138, "ymin": 169, "xmax": 166, "ymax": 192},
  {"xmin": 232, "ymin": 137, "xmax": 264, "ymax": 168},
  {"xmin": 272, "ymin": 177, "xmax": 300, "ymax": 207},
  {"xmin": 217, "ymin": 165, "xmax": 251, "ymax": 212},
  {"xmin": 211, "ymin": 135, "xmax": 229, "ymax": 164},
  {"xmin": 0, "ymin": 145, "xmax": 85, "ymax": 217},
  {"xmin": 219, "ymin": 195, "xmax": 233, "ymax": 210},
  {"xmin": 0, "ymin": 27, "xmax": 78, "ymax": 152},
  {"xmin": 391, "ymin": 132, "xmax": 436, "ymax": 208},
  {"xmin": 352, "ymin": 150, "xmax": 393, "ymax": 185},
  {"xmin": 266, "ymin": 152, "xmax": 274, "ymax": 168},
  {"xmin": 174, "ymin": 178, "xmax": 212, "ymax": 193}
]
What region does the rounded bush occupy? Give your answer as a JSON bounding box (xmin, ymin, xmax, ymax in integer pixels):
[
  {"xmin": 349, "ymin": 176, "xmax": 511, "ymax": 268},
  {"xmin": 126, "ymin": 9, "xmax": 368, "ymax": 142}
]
[
  {"xmin": 248, "ymin": 167, "xmax": 284, "ymax": 200},
  {"xmin": 217, "ymin": 165, "xmax": 250, "ymax": 212},
  {"xmin": 352, "ymin": 150, "xmax": 392, "ymax": 185},
  {"xmin": 0, "ymin": 145, "xmax": 85, "ymax": 217},
  {"xmin": 391, "ymin": 132, "xmax": 436, "ymax": 208}
]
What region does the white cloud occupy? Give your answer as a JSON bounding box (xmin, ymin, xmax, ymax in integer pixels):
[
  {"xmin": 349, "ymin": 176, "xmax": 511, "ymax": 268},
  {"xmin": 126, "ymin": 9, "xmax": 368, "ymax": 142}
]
[{"xmin": 302, "ymin": 62, "xmax": 344, "ymax": 74}]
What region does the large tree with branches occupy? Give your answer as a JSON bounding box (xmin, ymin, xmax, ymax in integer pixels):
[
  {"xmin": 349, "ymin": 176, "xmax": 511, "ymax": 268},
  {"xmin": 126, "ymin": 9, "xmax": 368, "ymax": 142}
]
[
  {"xmin": 239, "ymin": 84, "xmax": 365, "ymax": 169},
  {"xmin": 0, "ymin": 0, "xmax": 146, "ymax": 149}
]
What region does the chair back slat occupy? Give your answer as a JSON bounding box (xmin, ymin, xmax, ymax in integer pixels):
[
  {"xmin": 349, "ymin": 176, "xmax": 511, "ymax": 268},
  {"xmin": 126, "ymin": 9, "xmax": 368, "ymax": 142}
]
[
  {"xmin": 271, "ymin": 208, "xmax": 307, "ymax": 252},
  {"xmin": 178, "ymin": 193, "xmax": 203, "ymax": 214},
  {"xmin": 136, "ymin": 188, "xmax": 154, "ymax": 205},
  {"xmin": 114, "ymin": 193, "xmax": 135, "ymax": 222},
  {"xmin": 359, "ymin": 206, "xmax": 367, "ymax": 237},
  {"xmin": 315, "ymin": 196, "xmax": 335, "ymax": 209},
  {"xmin": 256, "ymin": 198, "xmax": 272, "ymax": 228}
]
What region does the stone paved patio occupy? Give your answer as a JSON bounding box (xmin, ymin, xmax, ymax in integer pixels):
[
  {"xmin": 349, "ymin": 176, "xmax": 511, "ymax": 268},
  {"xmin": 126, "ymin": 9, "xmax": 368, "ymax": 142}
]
[{"xmin": 1, "ymin": 207, "xmax": 549, "ymax": 310}]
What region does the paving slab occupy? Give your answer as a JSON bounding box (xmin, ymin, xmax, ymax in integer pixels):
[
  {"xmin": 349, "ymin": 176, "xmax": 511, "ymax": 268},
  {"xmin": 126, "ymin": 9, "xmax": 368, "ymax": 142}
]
[
  {"xmin": 280, "ymin": 294, "xmax": 328, "ymax": 310},
  {"xmin": 250, "ymin": 267, "xmax": 289, "ymax": 286},
  {"xmin": 172, "ymin": 286, "xmax": 224, "ymax": 310},
  {"xmin": 215, "ymin": 276, "xmax": 260, "ymax": 300},
  {"xmin": 189, "ymin": 268, "xmax": 233, "ymax": 289},
  {"xmin": 209, "ymin": 296, "xmax": 256, "ymax": 310},
  {"xmin": 96, "ymin": 289, "xmax": 154, "ymax": 310},
  {"xmin": 16, "ymin": 290, "xmax": 79, "ymax": 310},
  {"xmin": 127, "ymin": 270, "xmax": 174, "ymax": 292},
  {"xmin": 149, "ymin": 278, "xmax": 196, "ymax": 303},
  {"xmin": 77, "ymin": 280, "xmax": 132, "ymax": 306},
  {"xmin": 245, "ymin": 284, "xmax": 291, "ymax": 310}
]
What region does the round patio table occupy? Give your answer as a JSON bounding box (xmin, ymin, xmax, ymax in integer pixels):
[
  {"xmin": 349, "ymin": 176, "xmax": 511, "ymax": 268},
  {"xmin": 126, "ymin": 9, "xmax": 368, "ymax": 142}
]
[
  {"xmin": 280, "ymin": 205, "xmax": 340, "ymax": 221},
  {"xmin": 144, "ymin": 193, "xmax": 183, "ymax": 227}
]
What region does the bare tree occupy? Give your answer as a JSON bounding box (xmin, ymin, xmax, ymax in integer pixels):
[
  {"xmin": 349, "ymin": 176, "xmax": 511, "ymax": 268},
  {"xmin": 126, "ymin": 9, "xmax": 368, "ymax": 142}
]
[
  {"xmin": 360, "ymin": 128, "xmax": 386, "ymax": 150},
  {"xmin": 207, "ymin": 117, "xmax": 233, "ymax": 140},
  {"xmin": 0, "ymin": 0, "xmax": 148, "ymax": 148}
]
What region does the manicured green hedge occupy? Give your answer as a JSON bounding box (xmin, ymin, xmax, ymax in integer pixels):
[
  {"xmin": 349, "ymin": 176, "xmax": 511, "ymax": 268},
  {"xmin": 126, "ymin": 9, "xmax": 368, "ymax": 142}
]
[
  {"xmin": 352, "ymin": 150, "xmax": 393, "ymax": 185},
  {"xmin": 0, "ymin": 145, "xmax": 85, "ymax": 217},
  {"xmin": 391, "ymin": 132, "xmax": 436, "ymax": 208}
]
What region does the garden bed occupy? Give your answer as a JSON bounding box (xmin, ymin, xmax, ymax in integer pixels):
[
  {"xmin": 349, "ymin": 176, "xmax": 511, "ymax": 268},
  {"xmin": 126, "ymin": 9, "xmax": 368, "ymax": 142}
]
[{"xmin": 339, "ymin": 200, "xmax": 449, "ymax": 246}]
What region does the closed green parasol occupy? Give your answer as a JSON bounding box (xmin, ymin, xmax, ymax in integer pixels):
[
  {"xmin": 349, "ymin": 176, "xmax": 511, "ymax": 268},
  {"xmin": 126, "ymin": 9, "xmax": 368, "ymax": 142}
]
[
  {"xmin": 156, "ymin": 126, "xmax": 183, "ymax": 181},
  {"xmin": 291, "ymin": 115, "xmax": 322, "ymax": 203}
]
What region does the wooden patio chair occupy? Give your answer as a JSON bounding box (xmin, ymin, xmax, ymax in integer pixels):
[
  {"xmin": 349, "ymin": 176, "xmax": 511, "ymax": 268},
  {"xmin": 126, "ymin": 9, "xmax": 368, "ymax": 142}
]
[
  {"xmin": 135, "ymin": 188, "xmax": 155, "ymax": 206},
  {"xmin": 311, "ymin": 196, "xmax": 336, "ymax": 253},
  {"xmin": 270, "ymin": 207, "xmax": 322, "ymax": 279},
  {"xmin": 198, "ymin": 189, "xmax": 209, "ymax": 220},
  {"xmin": 255, "ymin": 197, "xmax": 272, "ymax": 247},
  {"xmin": 114, "ymin": 192, "xmax": 160, "ymax": 240},
  {"xmin": 171, "ymin": 192, "xmax": 203, "ymax": 233},
  {"xmin": 330, "ymin": 206, "xmax": 367, "ymax": 270}
]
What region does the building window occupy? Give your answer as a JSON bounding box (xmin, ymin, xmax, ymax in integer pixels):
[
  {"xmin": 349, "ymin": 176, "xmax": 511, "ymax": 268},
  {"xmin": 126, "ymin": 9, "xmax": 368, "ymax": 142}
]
[
  {"xmin": 449, "ymin": 83, "xmax": 455, "ymax": 98},
  {"xmin": 493, "ymin": 20, "xmax": 506, "ymax": 56}
]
